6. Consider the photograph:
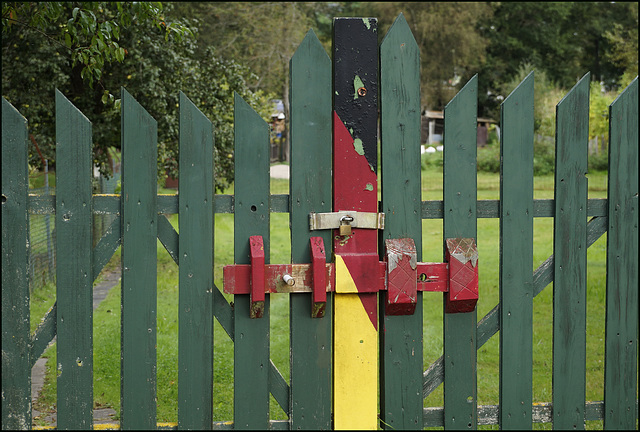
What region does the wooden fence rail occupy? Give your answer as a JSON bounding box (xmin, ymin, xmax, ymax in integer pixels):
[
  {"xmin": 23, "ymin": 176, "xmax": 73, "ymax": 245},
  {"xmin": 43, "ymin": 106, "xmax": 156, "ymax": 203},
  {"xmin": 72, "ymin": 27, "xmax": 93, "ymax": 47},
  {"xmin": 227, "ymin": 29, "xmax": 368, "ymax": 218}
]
[{"xmin": 2, "ymin": 15, "xmax": 638, "ymax": 431}]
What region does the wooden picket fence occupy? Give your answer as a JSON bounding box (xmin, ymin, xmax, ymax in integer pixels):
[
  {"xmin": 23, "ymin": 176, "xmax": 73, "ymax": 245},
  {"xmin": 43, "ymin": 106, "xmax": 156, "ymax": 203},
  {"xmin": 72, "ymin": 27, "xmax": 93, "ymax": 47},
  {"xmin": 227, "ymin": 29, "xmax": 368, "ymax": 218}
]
[{"xmin": 2, "ymin": 15, "xmax": 638, "ymax": 430}]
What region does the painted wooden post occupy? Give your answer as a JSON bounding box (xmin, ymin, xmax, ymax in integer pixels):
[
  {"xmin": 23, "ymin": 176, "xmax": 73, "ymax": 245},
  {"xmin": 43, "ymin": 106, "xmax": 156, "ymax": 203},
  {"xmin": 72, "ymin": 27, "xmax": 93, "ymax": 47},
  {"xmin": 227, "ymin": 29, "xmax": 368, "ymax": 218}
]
[
  {"xmin": 379, "ymin": 13, "xmax": 424, "ymax": 430},
  {"xmin": 443, "ymin": 76, "xmax": 478, "ymax": 429},
  {"xmin": 233, "ymin": 93, "xmax": 271, "ymax": 429},
  {"xmin": 604, "ymin": 77, "xmax": 638, "ymax": 430},
  {"xmin": 1, "ymin": 98, "xmax": 31, "ymax": 430},
  {"xmin": 552, "ymin": 73, "xmax": 590, "ymax": 430},
  {"xmin": 120, "ymin": 88, "xmax": 158, "ymax": 430},
  {"xmin": 55, "ymin": 90, "xmax": 94, "ymax": 430},
  {"xmin": 289, "ymin": 29, "xmax": 333, "ymax": 430},
  {"xmin": 332, "ymin": 17, "xmax": 380, "ymax": 430},
  {"xmin": 177, "ymin": 92, "xmax": 215, "ymax": 429},
  {"xmin": 498, "ymin": 73, "xmax": 534, "ymax": 429}
]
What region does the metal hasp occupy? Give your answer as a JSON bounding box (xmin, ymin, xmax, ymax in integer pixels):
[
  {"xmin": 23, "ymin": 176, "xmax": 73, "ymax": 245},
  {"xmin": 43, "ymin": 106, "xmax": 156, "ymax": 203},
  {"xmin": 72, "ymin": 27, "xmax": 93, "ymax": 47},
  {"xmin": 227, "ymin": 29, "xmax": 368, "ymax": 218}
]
[
  {"xmin": 309, "ymin": 211, "xmax": 385, "ymax": 231},
  {"xmin": 223, "ymin": 237, "xmax": 332, "ymax": 318}
]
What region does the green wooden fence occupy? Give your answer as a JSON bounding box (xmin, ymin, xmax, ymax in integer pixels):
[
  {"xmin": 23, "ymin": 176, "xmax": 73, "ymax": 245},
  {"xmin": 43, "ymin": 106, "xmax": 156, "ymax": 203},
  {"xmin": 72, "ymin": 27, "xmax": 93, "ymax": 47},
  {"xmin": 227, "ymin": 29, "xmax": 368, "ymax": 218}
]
[{"xmin": 2, "ymin": 15, "xmax": 638, "ymax": 430}]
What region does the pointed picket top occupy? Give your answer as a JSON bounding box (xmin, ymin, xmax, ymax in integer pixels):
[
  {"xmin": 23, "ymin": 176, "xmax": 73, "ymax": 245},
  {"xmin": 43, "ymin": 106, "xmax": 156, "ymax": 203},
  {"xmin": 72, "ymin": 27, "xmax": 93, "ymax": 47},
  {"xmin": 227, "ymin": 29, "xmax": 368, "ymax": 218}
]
[
  {"xmin": 56, "ymin": 89, "xmax": 92, "ymax": 124},
  {"xmin": 291, "ymin": 28, "xmax": 329, "ymax": 64},
  {"xmin": 446, "ymin": 74, "xmax": 478, "ymax": 111},
  {"xmin": 380, "ymin": 12, "xmax": 418, "ymax": 51},
  {"xmin": 610, "ymin": 75, "xmax": 638, "ymax": 109},
  {"xmin": 502, "ymin": 70, "xmax": 534, "ymax": 108},
  {"xmin": 2, "ymin": 96, "xmax": 27, "ymax": 125},
  {"xmin": 557, "ymin": 72, "xmax": 591, "ymax": 112}
]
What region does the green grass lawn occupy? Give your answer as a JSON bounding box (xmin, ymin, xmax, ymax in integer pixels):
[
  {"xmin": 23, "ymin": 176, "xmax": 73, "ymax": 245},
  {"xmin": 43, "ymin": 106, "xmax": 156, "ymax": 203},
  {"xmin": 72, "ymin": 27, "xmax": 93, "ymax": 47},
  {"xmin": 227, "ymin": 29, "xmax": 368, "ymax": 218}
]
[{"xmin": 31, "ymin": 168, "xmax": 625, "ymax": 429}]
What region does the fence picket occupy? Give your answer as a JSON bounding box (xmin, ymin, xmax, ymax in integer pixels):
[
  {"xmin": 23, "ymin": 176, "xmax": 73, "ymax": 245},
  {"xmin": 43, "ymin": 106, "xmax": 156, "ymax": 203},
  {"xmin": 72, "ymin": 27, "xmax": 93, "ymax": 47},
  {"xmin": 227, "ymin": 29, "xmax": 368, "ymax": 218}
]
[
  {"xmin": 379, "ymin": 13, "xmax": 423, "ymax": 430},
  {"xmin": 120, "ymin": 88, "xmax": 158, "ymax": 429},
  {"xmin": 443, "ymin": 75, "xmax": 478, "ymax": 429},
  {"xmin": 55, "ymin": 90, "xmax": 94, "ymax": 429},
  {"xmin": 2, "ymin": 19, "xmax": 638, "ymax": 431},
  {"xmin": 177, "ymin": 92, "xmax": 215, "ymax": 429},
  {"xmin": 1, "ymin": 98, "xmax": 31, "ymax": 430},
  {"xmin": 289, "ymin": 29, "xmax": 333, "ymax": 430},
  {"xmin": 499, "ymin": 73, "xmax": 534, "ymax": 429},
  {"xmin": 233, "ymin": 92, "xmax": 271, "ymax": 429},
  {"xmin": 552, "ymin": 73, "xmax": 590, "ymax": 429},
  {"xmin": 604, "ymin": 77, "xmax": 638, "ymax": 430}
]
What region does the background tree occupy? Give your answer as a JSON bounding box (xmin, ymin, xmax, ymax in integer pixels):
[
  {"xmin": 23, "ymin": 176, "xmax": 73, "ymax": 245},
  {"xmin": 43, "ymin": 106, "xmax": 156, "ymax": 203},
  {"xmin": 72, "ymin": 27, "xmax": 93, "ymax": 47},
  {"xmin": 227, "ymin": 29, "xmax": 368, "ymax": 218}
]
[{"xmin": 2, "ymin": 2, "xmax": 271, "ymax": 190}]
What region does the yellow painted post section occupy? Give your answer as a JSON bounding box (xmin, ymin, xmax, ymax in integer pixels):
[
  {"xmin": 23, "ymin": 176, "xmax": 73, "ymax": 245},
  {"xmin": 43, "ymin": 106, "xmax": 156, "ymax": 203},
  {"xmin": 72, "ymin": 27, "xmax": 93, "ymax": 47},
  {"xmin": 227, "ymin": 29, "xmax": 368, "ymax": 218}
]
[{"xmin": 333, "ymin": 255, "xmax": 378, "ymax": 430}]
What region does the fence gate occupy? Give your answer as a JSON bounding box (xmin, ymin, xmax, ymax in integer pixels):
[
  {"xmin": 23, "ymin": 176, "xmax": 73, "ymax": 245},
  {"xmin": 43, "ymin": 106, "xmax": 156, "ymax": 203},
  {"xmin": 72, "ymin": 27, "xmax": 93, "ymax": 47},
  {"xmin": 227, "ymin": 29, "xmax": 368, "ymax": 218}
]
[{"xmin": 2, "ymin": 15, "xmax": 639, "ymax": 431}]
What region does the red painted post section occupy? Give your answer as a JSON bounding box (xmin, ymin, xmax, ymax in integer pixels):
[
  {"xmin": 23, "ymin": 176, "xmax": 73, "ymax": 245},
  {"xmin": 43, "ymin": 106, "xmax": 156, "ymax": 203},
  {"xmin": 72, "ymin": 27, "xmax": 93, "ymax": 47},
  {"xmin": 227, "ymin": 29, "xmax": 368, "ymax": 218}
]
[
  {"xmin": 385, "ymin": 238, "xmax": 418, "ymax": 315},
  {"xmin": 445, "ymin": 238, "xmax": 479, "ymax": 313},
  {"xmin": 310, "ymin": 237, "xmax": 327, "ymax": 318},
  {"xmin": 250, "ymin": 235, "xmax": 265, "ymax": 318}
]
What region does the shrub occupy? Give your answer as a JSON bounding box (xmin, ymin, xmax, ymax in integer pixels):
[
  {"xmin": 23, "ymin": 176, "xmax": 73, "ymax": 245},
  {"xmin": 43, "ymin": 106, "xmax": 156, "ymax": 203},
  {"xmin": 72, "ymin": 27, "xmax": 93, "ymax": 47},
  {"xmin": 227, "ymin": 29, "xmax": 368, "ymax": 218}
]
[
  {"xmin": 476, "ymin": 143, "xmax": 500, "ymax": 173},
  {"xmin": 421, "ymin": 150, "xmax": 443, "ymax": 170}
]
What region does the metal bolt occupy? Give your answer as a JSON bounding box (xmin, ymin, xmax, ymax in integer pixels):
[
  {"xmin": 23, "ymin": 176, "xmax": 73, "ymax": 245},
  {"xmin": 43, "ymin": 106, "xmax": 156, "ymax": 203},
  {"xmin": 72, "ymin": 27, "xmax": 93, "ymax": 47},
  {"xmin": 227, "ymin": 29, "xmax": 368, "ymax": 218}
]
[
  {"xmin": 357, "ymin": 87, "xmax": 367, "ymax": 97},
  {"xmin": 283, "ymin": 274, "xmax": 295, "ymax": 286}
]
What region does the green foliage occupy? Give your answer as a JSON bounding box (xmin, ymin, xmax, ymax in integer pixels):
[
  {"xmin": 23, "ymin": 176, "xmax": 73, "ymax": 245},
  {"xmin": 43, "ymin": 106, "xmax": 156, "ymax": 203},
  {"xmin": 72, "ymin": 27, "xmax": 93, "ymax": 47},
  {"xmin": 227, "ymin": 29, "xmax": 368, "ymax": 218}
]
[
  {"xmin": 589, "ymin": 81, "xmax": 616, "ymax": 142},
  {"xmin": 420, "ymin": 150, "xmax": 443, "ymax": 170},
  {"xmin": 2, "ymin": 2, "xmax": 193, "ymax": 88},
  {"xmin": 2, "ymin": 2, "xmax": 272, "ymax": 191},
  {"xmin": 476, "ymin": 143, "xmax": 500, "ymax": 174}
]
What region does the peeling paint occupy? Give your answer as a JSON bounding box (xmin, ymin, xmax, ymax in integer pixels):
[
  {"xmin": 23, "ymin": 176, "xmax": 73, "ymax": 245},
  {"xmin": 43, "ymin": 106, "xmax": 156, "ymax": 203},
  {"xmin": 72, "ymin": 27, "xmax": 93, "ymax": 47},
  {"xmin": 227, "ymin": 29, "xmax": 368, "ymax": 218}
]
[
  {"xmin": 353, "ymin": 138, "xmax": 365, "ymax": 156},
  {"xmin": 353, "ymin": 75, "xmax": 365, "ymax": 99},
  {"xmin": 364, "ymin": 183, "xmax": 373, "ymax": 191},
  {"xmin": 362, "ymin": 18, "xmax": 372, "ymax": 30}
]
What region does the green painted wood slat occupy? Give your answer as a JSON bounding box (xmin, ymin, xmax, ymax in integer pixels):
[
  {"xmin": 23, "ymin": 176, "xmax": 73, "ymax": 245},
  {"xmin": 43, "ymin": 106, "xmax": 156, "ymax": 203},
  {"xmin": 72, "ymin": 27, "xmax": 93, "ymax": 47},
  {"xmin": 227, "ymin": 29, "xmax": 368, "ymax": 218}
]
[
  {"xmin": 498, "ymin": 72, "xmax": 534, "ymax": 429},
  {"xmin": 55, "ymin": 90, "xmax": 94, "ymax": 430},
  {"xmin": 120, "ymin": 88, "xmax": 158, "ymax": 430},
  {"xmin": 552, "ymin": 73, "xmax": 590, "ymax": 430},
  {"xmin": 288, "ymin": 29, "xmax": 333, "ymax": 430},
  {"xmin": 233, "ymin": 92, "xmax": 271, "ymax": 429},
  {"xmin": 423, "ymin": 215, "xmax": 609, "ymax": 399},
  {"xmin": 379, "ymin": 13, "xmax": 423, "ymax": 430},
  {"xmin": 177, "ymin": 92, "xmax": 215, "ymax": 429},
  {"xmin": 442, "ymin": 75, "xmax": 478, "ymax": 430},
  {"xmin": 604, "ymin": 77, "xmax": 638, "ymax": 430},
  {"xmin": 1, "ymin": 97, "xmax": 31, "ymax": 430}
]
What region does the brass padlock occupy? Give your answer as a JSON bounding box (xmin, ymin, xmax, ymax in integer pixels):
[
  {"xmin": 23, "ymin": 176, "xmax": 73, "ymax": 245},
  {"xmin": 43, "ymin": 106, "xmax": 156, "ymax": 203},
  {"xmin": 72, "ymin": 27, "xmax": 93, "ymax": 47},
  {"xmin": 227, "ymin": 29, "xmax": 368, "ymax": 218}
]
[{"xmin": 339, "ymin": 215, "xmax": 353, "ymax": 236}]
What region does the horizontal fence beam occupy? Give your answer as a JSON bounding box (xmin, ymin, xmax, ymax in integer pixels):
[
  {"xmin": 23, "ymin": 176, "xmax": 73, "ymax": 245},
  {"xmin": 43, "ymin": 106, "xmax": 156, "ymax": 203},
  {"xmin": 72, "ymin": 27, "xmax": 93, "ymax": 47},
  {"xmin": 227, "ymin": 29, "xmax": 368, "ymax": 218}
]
[
  {"xmin": 422, "ymin": 401, "xmax": 639, "ymax": 428},
  {"xmin": 27, "ymin": 194, "xmax": 610, "ymax": 218}
]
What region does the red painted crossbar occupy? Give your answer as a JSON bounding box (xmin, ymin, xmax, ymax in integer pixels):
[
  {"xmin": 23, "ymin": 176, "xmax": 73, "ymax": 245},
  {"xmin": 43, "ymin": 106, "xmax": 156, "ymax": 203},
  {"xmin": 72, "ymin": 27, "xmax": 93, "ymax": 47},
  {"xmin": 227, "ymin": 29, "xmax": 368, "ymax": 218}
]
[{"xmin": 223, "ymin": 237, "xmax": 478, "ymax": 316}]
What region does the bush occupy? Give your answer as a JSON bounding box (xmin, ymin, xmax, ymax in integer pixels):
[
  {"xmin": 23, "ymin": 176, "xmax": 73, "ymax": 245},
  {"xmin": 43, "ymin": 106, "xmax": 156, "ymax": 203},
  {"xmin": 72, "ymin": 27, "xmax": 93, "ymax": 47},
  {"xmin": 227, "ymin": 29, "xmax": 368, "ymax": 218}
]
[
  {"xmin": 588, "ymin": 150, "xmax": 609, "ymax": 172},
  {"xmin": 533, "ymin": 136, "xmax": 555, "ymax": 176},
  {"xmin": 421, "ymin": 150, "xmax": 443, "ymax": 170},
  {"xmin": 476, "ymin": 143, "xmax": 500, "ymax": 173}
]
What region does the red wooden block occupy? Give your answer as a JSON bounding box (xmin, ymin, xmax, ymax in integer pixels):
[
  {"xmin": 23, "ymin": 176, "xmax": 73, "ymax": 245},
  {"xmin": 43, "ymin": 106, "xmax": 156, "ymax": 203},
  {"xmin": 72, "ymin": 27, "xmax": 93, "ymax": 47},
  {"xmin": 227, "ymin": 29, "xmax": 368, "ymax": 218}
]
[
  {"xmin": 249, "ymin": 235, "xmax": 265, "ymax": 318},
  {"xmin": 310, "ymin": 237, "xmax": 326, "ymax": 318},
  {"xmin": 445, "ymin": 238, "xmax": 479, "ymax": 313},
  {"xmin": 385, "ymin": 238, "xmax": 418, "ymax": 315}
]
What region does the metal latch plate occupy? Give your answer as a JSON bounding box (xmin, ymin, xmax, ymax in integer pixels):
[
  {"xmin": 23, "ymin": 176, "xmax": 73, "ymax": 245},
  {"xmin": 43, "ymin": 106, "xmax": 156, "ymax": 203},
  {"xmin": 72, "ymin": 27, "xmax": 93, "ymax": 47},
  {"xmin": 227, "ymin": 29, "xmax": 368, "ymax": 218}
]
[{"xmin": 309, "ymin": 211, "xmax": 385, "ymax": 231}]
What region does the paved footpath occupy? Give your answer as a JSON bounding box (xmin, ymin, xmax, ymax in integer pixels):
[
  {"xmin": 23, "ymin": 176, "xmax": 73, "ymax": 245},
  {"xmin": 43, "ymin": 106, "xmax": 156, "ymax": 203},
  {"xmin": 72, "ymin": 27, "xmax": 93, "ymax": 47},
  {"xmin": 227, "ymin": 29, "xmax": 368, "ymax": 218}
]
[{"xmin": 31, "ymin": 267, "xmax": 121, "ymax": 427}]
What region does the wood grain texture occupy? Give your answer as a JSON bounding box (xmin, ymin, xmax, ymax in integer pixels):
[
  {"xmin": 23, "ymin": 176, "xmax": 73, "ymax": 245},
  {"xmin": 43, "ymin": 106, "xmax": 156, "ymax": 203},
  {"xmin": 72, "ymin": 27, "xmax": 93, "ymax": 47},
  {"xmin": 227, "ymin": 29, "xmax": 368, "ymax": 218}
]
[
  {"xmin": 233, "ymin": 93, "xmax": 271, "ymax": 429},
  {"xmin": 379, "ymin": 13, "xmax": 424, "ymax": 430},
  {"xmin": 552, "ymin": 73, "xmax": 590, "ymax": 430},
  {"xmin": 120, "ymin": 88, "xmax": 158, "ymax": 430},
  {"xmin": 604, "ymin": 77, "xmax": 638, "ymax": 430},
  {"xmin": 289, "ymin": 29, "xmax": 333, "ymax": 430},
  {"xmin": 1, "ymin": 97, "xmax": 31, "ymax": 430},
  {"xmin": 177, "ymin": 92, "xmax": 215, "ymax": 429},
  {"xmin": 442, "ymin": 76, "xmax": 478, "ymax": 430},
  {"xmin": 498, "ymin": 73, "xmax": 534, "ymax": 429},
  {"xmin": 55, "ymin": 90, "xmax": 94, "ymax": 429}
]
